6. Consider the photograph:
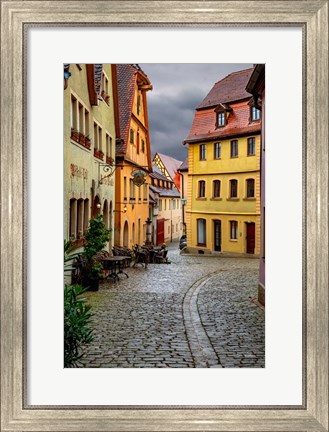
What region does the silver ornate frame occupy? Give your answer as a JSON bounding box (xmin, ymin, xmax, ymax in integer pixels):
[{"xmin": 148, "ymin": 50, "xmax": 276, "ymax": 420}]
[{"xmin": 1, "ymin": 1, "xmax": 328, "ymax": 431}]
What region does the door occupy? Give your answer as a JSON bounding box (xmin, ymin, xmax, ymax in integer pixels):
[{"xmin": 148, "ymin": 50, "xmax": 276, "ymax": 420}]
[
  {"xmin": 157, "ymin": 218, "xmax": 165, "ymax": 245},
  {"xmin": 214, "ymin": 220, "xmax": 221, "ymax": 252},
  {"xmin": 246, "ymin": 222, "xmax": 255, "ymax": 254}
]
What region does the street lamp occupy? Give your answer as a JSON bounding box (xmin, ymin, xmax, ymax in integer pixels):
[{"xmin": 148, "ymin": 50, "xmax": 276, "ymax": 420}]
[{"xmin": 113, "ymin": 204, "xmax": 127, "ymax": 213}]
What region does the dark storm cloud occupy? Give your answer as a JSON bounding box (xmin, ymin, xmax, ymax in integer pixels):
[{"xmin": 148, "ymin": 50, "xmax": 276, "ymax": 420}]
[{"xmin": 140, "ymin": 63, "xmax": 253, "ymax": 161}]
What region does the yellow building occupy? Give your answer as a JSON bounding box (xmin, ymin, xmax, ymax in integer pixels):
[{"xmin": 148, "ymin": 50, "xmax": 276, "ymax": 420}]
[
  {"xmin": 183, "ymin": 68, "xmax": 261, "ymax": 255},
  {"xmin": 64, "ymin": 64, "xmax": 117, "ymax": 250},
  {"xmin": 114, "ymin": 64, "xmax": 153, "ymax": 247}
]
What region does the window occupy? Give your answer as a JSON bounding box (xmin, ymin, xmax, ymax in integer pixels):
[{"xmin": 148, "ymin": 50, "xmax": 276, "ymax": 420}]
[
  {"xmin": 123, "ymin": 177, "xmax": 127, "ymax": 200},
  {"xmin": 217, "ymin": 112, "xmax": 225, "ymax": 127},
  {"xmin": 69, "ymin": 198, "xmax": 89, "ymax": 240},
  {"xmin": 230, "ymin": 179, "xmax": 238, "ymax": 198},
  {"xmin": 93, "ymin": 122, "xmax": 103, "ymax": 158},
  {"xmin": 197, "ymin": 219, "xmax": 206, "ymax": 246},
  {"xmin": 214, "ymin": 142, "xmax": 221, "ymax": 159},
  {"xmin": 213, "ymin": 180, "xmax": 221, "ymax": 198},
  {"xmin": 137, "ymin": 94, "xmax": 141, "ymax": 115},
  {"xmin": 101, "ymin": 72, "xmax": 109, "ymax": 104},
  {"xmin": 141, "ymin": 139, "xmax": 145, "ymax": 153},
  {"xmin": 199, "ymin": 144, "xmax": 206, "ymax": 160},
  {"xmin": 143, "ymin": 184, "xmax": 148, "ymax": 200},
  {"xmin": 246, "ymin": 179, "xmax": 255, "ymax": 198},
  {"xmin": 251, "ymin": 106, "xmax": 261, "ymax": 121},
  {"xmin": 130, "ymin": 179, "xmax": 135, "ymax": 200},
  {"xmin": 69, "ymin": 199, "xmax": 77, "ymax": 239},
  {"xmin": 198, "ymin": 180, "xmax": 206, "ymax": 198},
  {"xmin": 164, "ymin": 199, "xmax": 167, "ymax": 210},
  {"xmin": 106, "ymin": 134, "xmax": 112, "ymax": 159},
  {"xmin": 137, "ymin": 132, "xmax": 140, "ymax": 154},
  {"xmin": 230, "ymin": 221, "xmax": 238, "ymax": 240},
  {"xmin": 130, "ymin": 129, "xmax": 134, "ymax": 144},
  {"xmin": 247, "ymin": 137, "xmax": 256, "ymax": 155},
  {"xmin": 159, "ymin": 199, "xmax": 162, "ymax": 211},
  {"xmin": 70, "ymin": 95, "xmax": 78, "ymax": 129},
  {"xmin": 230, "ymin": 140, "xmax": 238, "ymax": 157},
  {"xmin": 70, "ymin": 94, "xmax": 89, "ymax": 140}
]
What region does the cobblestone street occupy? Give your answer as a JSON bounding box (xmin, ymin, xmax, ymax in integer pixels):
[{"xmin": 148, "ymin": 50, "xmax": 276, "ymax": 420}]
[{"xmin": 81, "ymin": 245, "xmax": 265, "ymax": 368}]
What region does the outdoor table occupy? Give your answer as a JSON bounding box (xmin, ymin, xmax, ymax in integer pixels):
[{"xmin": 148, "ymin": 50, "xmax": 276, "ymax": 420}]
[
  {"xmin": 101, "ymin": 256, "xmax": 130, "ymax": 281},
  {"xmin": 149, "ymin": 247, "xmax": 161, "ymax": 263}
]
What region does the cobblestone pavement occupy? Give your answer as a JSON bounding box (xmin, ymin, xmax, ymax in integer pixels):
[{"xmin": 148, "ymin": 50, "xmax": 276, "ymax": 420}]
[{"xmin": 80, "ymin": 245, "xmax": 265, "ymax": 368}]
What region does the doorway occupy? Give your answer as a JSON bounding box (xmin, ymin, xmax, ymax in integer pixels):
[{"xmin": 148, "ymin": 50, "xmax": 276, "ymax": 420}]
[
  {"xmin": 213, "ymin": 220, "xmax": 221, "ymax": 252},
  {"xmin": 246, "ymin": 222, "xmax": 255, "ymax": 254}
]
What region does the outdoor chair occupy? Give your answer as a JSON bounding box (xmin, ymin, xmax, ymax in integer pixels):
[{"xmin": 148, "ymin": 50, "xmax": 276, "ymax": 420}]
[{"xmin": 154, "ymin": 249, "xmax": 169, "ymax": 264}]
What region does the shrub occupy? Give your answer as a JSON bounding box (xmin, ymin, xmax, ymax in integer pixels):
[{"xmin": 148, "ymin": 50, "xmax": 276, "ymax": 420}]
[{"xmin": 64, "ymin": 284, "xmax": 93, "ymax": 367}]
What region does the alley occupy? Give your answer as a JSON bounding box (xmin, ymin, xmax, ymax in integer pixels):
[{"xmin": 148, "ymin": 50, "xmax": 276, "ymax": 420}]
[{"xmin": 81, "ymin": 245, "xmax": 265, "ymax": 368}]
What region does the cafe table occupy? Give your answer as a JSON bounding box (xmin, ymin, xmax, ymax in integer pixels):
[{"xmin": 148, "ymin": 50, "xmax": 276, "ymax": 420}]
[{"xmin": 100, "ymin": 256, "xmax": 131, "ymax": 281}]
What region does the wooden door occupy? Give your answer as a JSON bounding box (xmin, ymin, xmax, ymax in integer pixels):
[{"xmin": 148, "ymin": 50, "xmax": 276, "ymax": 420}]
[
  {"xmin": 214, "ymin": 220, "xmax": 221, "ymax": 252},
  {"xmin": 157, "ymin": 218, "xmax": 165, "ymax": 245},
  {"xmin": 246, "ymin": 222, "xmax": 255, "ymax": 254}
]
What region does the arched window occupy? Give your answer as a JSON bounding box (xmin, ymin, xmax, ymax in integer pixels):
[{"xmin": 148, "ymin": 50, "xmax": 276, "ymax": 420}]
[
  {"xmin": 83, "ymin": 199, "xmax": 89, "ymax": 233},
  {"xmin": 246, "ymin": 179, "xmax": 255, "ymax": 198},
  {"xmin": 198, "ymin": 180, "xmax": 206, "ymax": 198},
  {"xmin": 76, "ymin": 199, "xmax": 84, "ymax": 238},
  {"xmin": 230, "ymin": 179, "xmax": 238, "ymax": 198},
  {"xmin": 103, "ymin": 200, "xmax": 109, "ymax": 228},
  {"xmin": 213, "ymin": 180, "xmax": 221, "ymax": 198},
  {"xmin": 230, "ymin": 221, "xmax": 238, "ymax": 240},
  {"xmin": 197, "ymin": 218, "xmax": 206, "ymax": 246},
  {"xmin": 69, "ymin": 198, "xmax": 77, "ymax": 239}
]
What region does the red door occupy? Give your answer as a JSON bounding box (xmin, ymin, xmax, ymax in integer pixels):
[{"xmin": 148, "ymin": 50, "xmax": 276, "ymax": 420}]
[
  {"xmin": 246, "ymin": 223, "xmax": 255, "ymax": 254},
  {"xmin": 157, "ymin": 219, "xmax": 165, "ymax": 246}
]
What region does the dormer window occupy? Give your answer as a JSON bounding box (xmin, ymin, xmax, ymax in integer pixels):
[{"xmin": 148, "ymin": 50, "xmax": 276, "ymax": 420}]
[
  {"xmin": 217, "ymin": 112, "xmax": 225, "ymax": 127},
  {"xmin": 215, "ymin": 103, "xmax": 232, "ymax": 128},
  {"xmin": 251, "ymin": 106, "xmax": 261, "ymax": 121},
  {"xmin": 249, "ymin": 97, "xmax": 261, "ymax": 121}
]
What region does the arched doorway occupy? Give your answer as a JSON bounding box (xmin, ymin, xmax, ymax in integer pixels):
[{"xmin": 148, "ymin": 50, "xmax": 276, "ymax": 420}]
[
  {"xmin": 93, "ymin": 195, "xmax": 101, "ymax": 218},
  {"xmin": 123, "ymin": 220, "xmax": 129, "ymax": 247},
  {"xmin": 213, "ymin": 220, "xmax": 221, "ymax": 252},
  {"xmin": 103, "ymin": 200, "xmax": 109, "ymax": 228},
  {"xmin": 132, "ymin": 222, "xmax": 135, "ymax": 245}
]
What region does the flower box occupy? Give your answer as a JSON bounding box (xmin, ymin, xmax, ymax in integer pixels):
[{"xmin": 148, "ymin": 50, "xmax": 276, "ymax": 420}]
[
  {"xmin": 94, "ymin": 149, "xmax": 104, "ymax": 160},
  {"xmin": 70, "ymin": 128, "xmax": 79, "ymax": 142}
]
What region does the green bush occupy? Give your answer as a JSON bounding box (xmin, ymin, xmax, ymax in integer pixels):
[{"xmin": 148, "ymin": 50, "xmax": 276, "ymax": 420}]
[{"xmin": 64, "ymin": 284, "xmax": 93, "ymax": 367}]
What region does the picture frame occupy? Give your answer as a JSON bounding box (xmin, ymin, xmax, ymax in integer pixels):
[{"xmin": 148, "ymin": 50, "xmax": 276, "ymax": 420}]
[{"xmin": 1, "ymin": 1, "xmax": 328, "ymax": 431}]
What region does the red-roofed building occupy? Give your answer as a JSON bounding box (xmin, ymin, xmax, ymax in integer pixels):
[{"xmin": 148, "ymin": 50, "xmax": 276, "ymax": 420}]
[
  {"xmin": 114, "ymin": 64, "xmax": 153, "ymax": 247},
  {"xmin": 149, "ymin": 164, "xmax": 182, "ymax": 245},
  {"xmin": 153, "ymin": 152, "xmax": 183, "ymax": 191},
  {"xmin": 183, "ymin": 67, "xmax": 261, "ymax": 255}
]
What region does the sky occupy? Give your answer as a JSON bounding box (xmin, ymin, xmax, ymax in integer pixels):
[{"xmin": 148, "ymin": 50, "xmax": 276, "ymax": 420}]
[{"xmin": 140, "ymin": 63, "xmax": 253, "ymax": 163}]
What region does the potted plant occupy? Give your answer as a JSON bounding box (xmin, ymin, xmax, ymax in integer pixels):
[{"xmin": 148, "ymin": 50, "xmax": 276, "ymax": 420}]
[{"xmin": 82, "ymin": 215, "xmax": 110, "ymax": 291}]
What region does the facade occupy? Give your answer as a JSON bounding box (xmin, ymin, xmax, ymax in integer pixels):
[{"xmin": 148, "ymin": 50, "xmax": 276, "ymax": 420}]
[
  {"xmin": 183, "ymin": 68, "xmax": 261, "ymax": 255},
  {"xmin": 150, "ymin": 165, "xmax": 181, "ymax": 245},
  {"xmin": 64, "ymin": 64, "xmax": 117, "ymax": 251},
  {"xmin": 114, "ymin": 64, "xmax": 153, "ymax": 247},
  {"xmin": 246, "ymin": 64, "xmax": 265, "ymax": 304}
]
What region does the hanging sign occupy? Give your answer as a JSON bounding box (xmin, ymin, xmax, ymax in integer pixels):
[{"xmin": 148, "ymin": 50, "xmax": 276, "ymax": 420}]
[{"xmin": 131, "ymin": 170, "xmax": 146, "ymax": 187}]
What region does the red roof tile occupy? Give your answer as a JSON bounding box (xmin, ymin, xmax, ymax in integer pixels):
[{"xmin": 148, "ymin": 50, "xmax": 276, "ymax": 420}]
[
  {"xmin": 197, "ymin": 68, "xmax": 254, "ymax": 109},
  {"xmin": 153, "ymin": 153, "xmax": 182, "ymax": 191},
  {"xmin": 178, "ymin": 158, "xmax": 188, "ymax": 171},
  {"xmin": 116, "ymin": 64, "xmax": 137, "ymax": 154},
  {"xmin": 184, "ymin": 68, "xmax": 261, "ymax": 144}
]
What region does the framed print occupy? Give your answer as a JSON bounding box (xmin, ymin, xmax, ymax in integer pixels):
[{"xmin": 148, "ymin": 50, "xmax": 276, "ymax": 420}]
[{"xmin": 1, "ymin": 1, "xmax": 328, "ymax": 431}]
